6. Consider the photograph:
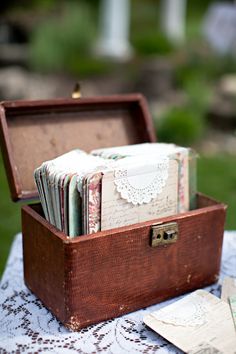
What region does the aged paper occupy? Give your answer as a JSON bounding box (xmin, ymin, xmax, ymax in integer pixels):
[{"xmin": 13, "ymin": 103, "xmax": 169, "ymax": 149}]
[
  {"xmin": 101, "ymin": 159, "xmax": 178, "ymax": 230},
  {"xmin": 177, "ymin": 149, "xmax": 189, "ymax": 213},
  {"xmin": 221, "ymin": 277, "xmax": 236, "ymax": 331},
  {"xmin": 144, "ymin": 290, "xmax": 236, "ymax": 354},
  {"xmin": 229, "ymin": 295, "xmax": 236, "ymax": 332},
  {"xmin": 221, "ymin": 276, "xmax": 236, "ymax": 302},
  {"xmin": 92, "ymin": 143, "xmax": 192, "ymax": 213}
]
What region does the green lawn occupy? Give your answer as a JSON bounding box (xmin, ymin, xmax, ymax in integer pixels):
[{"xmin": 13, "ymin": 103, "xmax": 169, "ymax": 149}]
[
  {"xmin": 0, "ymin": 153, "xmax": 21, "ymax": 277},
  {"xmin": 198, "ymin": 154, "xmax": 236, "ymax": 229},
  {"xmin": 0, "ymin": 152, "xmax": 236, "ymax": 277}
]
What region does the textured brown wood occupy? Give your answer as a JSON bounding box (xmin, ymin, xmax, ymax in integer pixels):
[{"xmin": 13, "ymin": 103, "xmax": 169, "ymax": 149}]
[
  {"xmin": 22, "ymin": 207, "xmax": 67, "ymax": 322},
  {"xmin": 22, "ymin": 194, "xmax": 226, "ymax": 330},
  {"xmin": 0, "ymin": 94, "xmax": 156, "ymax": 201}
]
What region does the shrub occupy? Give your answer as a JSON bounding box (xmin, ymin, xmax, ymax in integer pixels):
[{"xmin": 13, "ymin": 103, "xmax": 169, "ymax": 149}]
[
  {"xmin": 156, "ymin": 107, "xmax": 205, "ymax": 146},
  {"xmin": 132, "ymin": 32, "xmax": 174, "ymax": 56}
]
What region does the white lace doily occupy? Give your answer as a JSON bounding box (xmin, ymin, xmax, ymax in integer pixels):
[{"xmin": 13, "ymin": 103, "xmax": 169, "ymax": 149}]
[
  {"xmin": 0, "ymin": 231, "xmax": 236, "ymax": 353},
  {"xmin": 114, "ymin": 158, "xmax": 169, "ymax": 205},
  {"xmin": 153, "ymin": 291, "xmax": 208, "ymax": 328}
]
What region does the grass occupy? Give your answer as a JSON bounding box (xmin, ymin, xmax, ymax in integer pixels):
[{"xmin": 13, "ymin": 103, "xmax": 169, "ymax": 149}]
[
  {"xmin": 0, "ymin": 151, "xmax": 236, "ymax": 277},
  {"xmin": 0, "ymin": 153, "xmax": 21, "ymax": 278},
  {"xmin": 198, "ymin": 154, "xmax": 236, "ymax": 229}
]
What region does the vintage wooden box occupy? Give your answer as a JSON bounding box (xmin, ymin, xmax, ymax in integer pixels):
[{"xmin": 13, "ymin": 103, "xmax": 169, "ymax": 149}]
[{"xmin": 0, "ymin": 94, "xmax": 226, "ymax": 331}]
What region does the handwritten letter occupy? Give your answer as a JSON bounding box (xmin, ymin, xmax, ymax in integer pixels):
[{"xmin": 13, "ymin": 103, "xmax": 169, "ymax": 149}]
[{"xmin": 101, "ymin": 160, "xmax": 178, "ymax": 230}]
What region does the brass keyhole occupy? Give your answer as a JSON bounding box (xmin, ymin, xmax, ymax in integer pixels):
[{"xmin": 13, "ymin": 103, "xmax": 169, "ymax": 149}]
[{"xmin": 151, "ymin": 222, "xmax": 178, "ymax": 247}]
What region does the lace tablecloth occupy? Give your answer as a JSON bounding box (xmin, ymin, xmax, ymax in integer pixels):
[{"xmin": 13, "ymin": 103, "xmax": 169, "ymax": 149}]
[{"xmin": 0, "ymin": 231, "xmax": 236, "ymax": 354}]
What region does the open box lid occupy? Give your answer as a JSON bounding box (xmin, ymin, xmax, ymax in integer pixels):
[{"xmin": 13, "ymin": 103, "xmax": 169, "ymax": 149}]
[{"xmin": 0, "ymin": 94, "xmax": 156, "ymax": 202}]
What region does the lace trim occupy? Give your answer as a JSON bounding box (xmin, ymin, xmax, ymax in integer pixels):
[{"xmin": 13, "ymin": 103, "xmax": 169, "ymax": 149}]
[
  {"xmin": 153, "ymin": 292, "xmax": 208, "ymax": 327},
  {"xmin": 114, "ymin": 158, "xmax": 169, "ymax": 205}
]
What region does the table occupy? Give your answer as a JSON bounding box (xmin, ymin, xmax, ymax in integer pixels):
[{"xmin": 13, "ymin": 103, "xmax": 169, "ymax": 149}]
[{"xmin": 0, "ymin": 231, "xmax": 236, "ymax": 353}]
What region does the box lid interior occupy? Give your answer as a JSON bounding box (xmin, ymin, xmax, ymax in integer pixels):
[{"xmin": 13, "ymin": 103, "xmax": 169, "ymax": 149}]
[{"xmin": 0, "ymin": 94, "xmax": 156, "ymax": 202}]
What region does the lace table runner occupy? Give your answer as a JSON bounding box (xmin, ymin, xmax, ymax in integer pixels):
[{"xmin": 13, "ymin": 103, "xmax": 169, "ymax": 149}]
[{"xmin": 0, "ymin": 231, "xmax": 236, "ymax": 354}]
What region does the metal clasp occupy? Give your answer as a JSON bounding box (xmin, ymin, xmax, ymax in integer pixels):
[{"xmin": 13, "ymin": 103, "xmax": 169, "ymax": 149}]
[
  {"xmin": 151, "ymin": 222, "xmax": 178, "ymax": 247},
  {"xmin": 72, "ymin": 82, "xmax": 81, "ymax": 99}
]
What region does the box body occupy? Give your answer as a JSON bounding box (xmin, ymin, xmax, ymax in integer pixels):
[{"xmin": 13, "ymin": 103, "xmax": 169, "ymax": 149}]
[
  {"xmin": 0, "ymin": 95, "xmax": 226, "ymax": 330},
  {"xmin": 22, "ymin": 194, "xmax": 226, "ymax": 330}
]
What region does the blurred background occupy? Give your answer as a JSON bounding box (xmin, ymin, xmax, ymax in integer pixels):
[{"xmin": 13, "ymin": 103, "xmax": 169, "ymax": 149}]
[{"xmin": 1, "ymin": 0, "xmax": 236, "ymax": 276}]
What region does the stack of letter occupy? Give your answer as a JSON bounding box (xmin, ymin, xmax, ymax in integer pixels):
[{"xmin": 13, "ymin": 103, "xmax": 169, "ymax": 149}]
[{"xmin": 34, "ymin": 143, "xmax": 197, "ymax": 237}]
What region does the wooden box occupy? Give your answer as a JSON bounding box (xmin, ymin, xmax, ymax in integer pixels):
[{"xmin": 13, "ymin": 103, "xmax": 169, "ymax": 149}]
[{"xmin": 0, "ymin": 94, "xmax": 226, "ymax": 331}]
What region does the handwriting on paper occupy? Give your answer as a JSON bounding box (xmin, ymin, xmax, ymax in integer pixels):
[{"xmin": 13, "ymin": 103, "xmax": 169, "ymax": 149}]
[{"xmin": 101, "ymin": 160, "xmax": 178, "ymax": 230}]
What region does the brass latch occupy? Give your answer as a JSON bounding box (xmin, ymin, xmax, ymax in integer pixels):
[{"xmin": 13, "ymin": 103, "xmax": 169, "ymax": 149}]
[
  {"xmin": 72, "ymin": 82, "xmax": 81, "ymax": 99},
  {"xmin": 151, "ymin": 222, "xmax": 178, "ymax": 247}
]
